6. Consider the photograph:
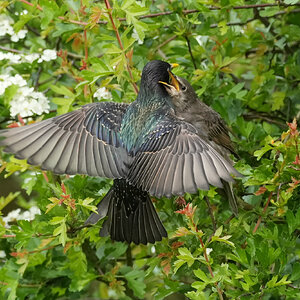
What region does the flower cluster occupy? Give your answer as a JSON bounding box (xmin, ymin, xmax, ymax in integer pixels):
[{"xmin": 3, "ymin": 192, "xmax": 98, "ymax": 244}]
[
  {"xmin": 0, "ymin": 73, "xmax": 50, "ymax": 117},
  {"xmin": 0, "ymin": 74, "xmax": 26, "ymax": 95},
  {"xmin": 2, "ymin": 206, "xmax": 41, "ymax": 228},
  {"xmin": 0, "ymin": 49, "xmax": 57, "ymax": 65},
  {"xmin": 10, "ymin": 86, "xmax": 50, "ymax": 117},
  {"xmin": 93, "ymin": 87, "xmax": 112, "ymax": 100},
  {"xmin": 0, "ymin": 14, "xmax": 27, "ymax": 42}
]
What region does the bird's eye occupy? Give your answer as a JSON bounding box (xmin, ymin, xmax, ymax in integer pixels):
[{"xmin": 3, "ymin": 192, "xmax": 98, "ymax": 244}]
[{"xmin": 181, "ymin": 86, "xmax": 186, "ymax": 91}]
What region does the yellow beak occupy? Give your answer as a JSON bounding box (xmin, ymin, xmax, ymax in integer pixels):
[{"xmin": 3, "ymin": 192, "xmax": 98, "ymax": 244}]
[
  {"xmin": 158, "ymin": 63, "xmax": 180, "ymax": 91},
  {"xmin": 168, "ymin": 71, "xmax": 180, "ymax": 91},
  {"xmin": 159, "ymin": 71, "xmax": 180, "ymax": 92}
]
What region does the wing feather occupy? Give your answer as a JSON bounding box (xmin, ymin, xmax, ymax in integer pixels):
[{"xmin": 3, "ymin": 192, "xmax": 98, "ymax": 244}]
[
  {"xmin": 0, "ymin": 102, "xmax": 130, "ymax": 178},
  {"xmin": 128, "ymin": 119, "xmax": 240, "ymax": 197}
]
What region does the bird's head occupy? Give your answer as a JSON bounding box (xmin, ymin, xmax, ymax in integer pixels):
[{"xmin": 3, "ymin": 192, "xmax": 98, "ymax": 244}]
[
  {"xmin": 140, "ymin": 60, "xmax": 178, "ymax": 97},
  {"xmin": 159, "ymin": 75, "xmax": 198, "ymax": 110}
]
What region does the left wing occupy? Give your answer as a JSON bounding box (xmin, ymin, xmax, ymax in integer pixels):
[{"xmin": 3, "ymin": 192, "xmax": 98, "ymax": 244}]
[{"xmin": 0, "ymin": 102, "xmax": 131, "ymax": 178}]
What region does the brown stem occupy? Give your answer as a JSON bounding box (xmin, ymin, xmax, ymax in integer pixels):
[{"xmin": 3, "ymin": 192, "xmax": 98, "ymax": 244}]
[
  {"xmin": 0, "ymin": 281, "xmax": 42, "ymax": 287},
  {"xmin": 104, "ymin": 0, "xmax": 139, "ymax": 94},
  {"xmin": 19, "ymin": 0, "xmax": 42, "ymax": 11},
  {"xmin": 58, "ymin": 16, "xmax": 88, "ymax": 25},
  {"xmin": 155, "ymin": 35, "xmax": 177, "ymax": 52},
  {"xmin": 252, "ymin": 191, "xmax": 273, "ymax": 234},
  {"xmin": 192, "ymin": 218, "xmax": 223, "ymax": 299},
  {"xmin": 204, "ymin": 196, "xmax": 217, "ymax": 232}
]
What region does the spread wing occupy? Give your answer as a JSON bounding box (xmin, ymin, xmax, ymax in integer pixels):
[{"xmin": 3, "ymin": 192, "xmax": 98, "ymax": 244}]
[
  {"xmin": 128, "ymin": 119, "xmax": 241, "ymax": 198},
  {"xmin": 205, "ymin": 116, "xmax": 237, "ymax": 157},
  {"xmin": 0, "ymin": 102, "xmax": 131, "ymax": 178}
]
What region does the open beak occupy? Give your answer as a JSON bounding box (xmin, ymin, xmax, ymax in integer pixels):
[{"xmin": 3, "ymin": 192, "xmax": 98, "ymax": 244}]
[
  {"xmin": 168, "ymin": 71, "xmax": 180, "ymax": 91},
  {"xmin": 158, "ymin": 63, "xmax": 180, "ymax": 91}
]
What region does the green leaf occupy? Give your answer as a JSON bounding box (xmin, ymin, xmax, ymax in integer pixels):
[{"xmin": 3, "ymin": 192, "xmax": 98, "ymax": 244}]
[
  {"xmin": 77, "ymin": 198, "xmax": 97, "ymax": 213},
  {"xmin": 0, "ymin": 192, "xmax": 20, "ymax": 211},
  {"xmin": 214, "ymin": 225, "xmax": 223, "ymax": 237},
  {"xmin": 177, "ymin": 247, "xmax": 195, "ymax": 267},
  {"xmin": 271, "ymin": 91, "xmax": 285, "ymax": 111},
  {"xmin": 50, "ymin": 216, "xmax": 67, "ymax": 246},
  {"xmin": 290, "ymin": 262, "xmax": 300, "ymax": 281},
  {"xmin": 193, "ymin": 269, "xmax": 210, "ymax": 282},
  {"xmin": 173, "ymin": 259, "xmax": 186, "ymax": 274},
  {"xmin": 50, "ymin": 85, "xmax": 75, "ymax": 98},
  {"xmin": 124, "ymin": 269, "xmax": 146, "ymax": 298},
  {"xmin": 254, "ymin": 145, "xmax": 273, "ymax": 160}
]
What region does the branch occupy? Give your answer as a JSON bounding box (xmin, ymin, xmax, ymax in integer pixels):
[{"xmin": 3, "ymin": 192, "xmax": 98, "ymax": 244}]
[
  {"xmin": 253, "ymin": 191, "xmax": 273, "ymax": 234},
  {"xmin": 155, "ymin": 35, "xmax": 177, "ymax": 52},
  {"xmin": 19, "ymin": 0, "xmax": 42, "ymax": 11},
  {"xmin": 104, "ymin": 0, "xmax": 139, "ymax": 95},
  {"xmin": 185, "ymin": 35, "xmax": 197, "ymax": 69}
]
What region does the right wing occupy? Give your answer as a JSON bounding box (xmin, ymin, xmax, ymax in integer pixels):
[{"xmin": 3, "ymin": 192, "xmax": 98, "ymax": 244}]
[{"xmin": 128, "ymin": 118, "xmax": 241, "ymax": 198}]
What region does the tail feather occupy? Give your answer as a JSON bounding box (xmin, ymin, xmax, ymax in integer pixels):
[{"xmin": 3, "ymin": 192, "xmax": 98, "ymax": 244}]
[
  {"xmin": 85, "ymin": 179, "xmax": 167, "ymax": 244},
  {"xmin": 85, "ymin": 188, "xmax": 113, "ymax": 225},
  {"xmin": 222, "ymin": 180, "xmax": 238, "ymax": 216}
]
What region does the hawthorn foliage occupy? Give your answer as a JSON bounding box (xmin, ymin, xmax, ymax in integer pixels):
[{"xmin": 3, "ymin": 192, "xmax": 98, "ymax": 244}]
[{"xmin": 0, "ymin": 1, "xmax": 300, "ymax": 299}]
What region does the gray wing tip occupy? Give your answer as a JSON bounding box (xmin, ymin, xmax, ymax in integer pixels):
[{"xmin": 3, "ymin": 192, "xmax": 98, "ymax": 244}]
[
  {"xmin": 84, "ymin": 212, "xmax": 100, "ymax": 225},
  {"xmin": 231, "ymin": 168, "xmax": 243, "ymax": 178}
]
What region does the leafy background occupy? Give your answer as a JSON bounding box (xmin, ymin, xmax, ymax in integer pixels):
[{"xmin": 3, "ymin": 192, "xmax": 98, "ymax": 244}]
[{"xmin": 0, "ymin": 0, "xmax": 300, "ymax": 299}]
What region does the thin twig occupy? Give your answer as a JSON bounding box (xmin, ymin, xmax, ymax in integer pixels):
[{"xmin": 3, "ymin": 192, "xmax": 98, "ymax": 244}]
[
  {"xmin": 190, "ymin": 216, "xmax": 223, "ymax": 299},
  {"xmin": 104, "ymin": 0, "xmax": 139, "ymax": 94},
  {"xmin": 96, "ymin": 3, "xmax": 300, "ymax": 25},
  {"xmin": 155, "ymin": 35, "xmax": 177, "ymax": 52},
  {"xmin": 252, "ymin": 191, "xmax": 273, "ymax": 234},
  {"xmin": 0, "ymin": 281, "xmax": 43, "ymax": 288},
  {"xmin": 34, "ymin": 67, "xmax": 43, "ymax": 90},
  {"xmin": 0, "ymin": 46, "xmax": 24, "ymax": 54},
  {"xmin": 204, "ymin": 196, "xmax": 217, "ymax": 232},
  {"xmin": 185, "ymin": 35, "xmax": 197, "ymax": 69},
  {"xmin": 19, "ymin": 0, "xmax": 42, "ymax": 11}
]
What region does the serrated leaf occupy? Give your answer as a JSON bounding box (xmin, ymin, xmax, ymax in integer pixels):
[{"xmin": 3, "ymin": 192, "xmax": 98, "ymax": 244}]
[
  {"xmin": 214, "ymin": 226, "xmax": 223, "ymax": 237},
  {"xmin": 50, "ymin": 85, "xmax": 75, "ymax": 98},
  {"xmin": 193, "ymin": 269, "xmax": 209, "ymax": 282},
  {"xmin": 173, "ymin": 259, "xmax": 186, "ymax": 273},
  {"xmin": 254, "ymin": 145, "xmax": 273, "ymax": 160}
]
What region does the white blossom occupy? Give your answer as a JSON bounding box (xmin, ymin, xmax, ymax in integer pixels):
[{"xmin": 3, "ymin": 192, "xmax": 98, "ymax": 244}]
[
  {"xmin": 4, "ymin": 52, "xmax": 21, "ymax": 64},
  {"xmin": 10, "ymin": 29, "xmax": 27, "ymax": 42},
  {"xmin": 0, "ymin": 14, "xmax": 27, "ymax": 41},
  {"xmin": 10, "ymin": 86, "xmax": 50, "ymax": 117},
  {"xmin": 0, "ymin": 14, "xmax": 14, "ymax": 37},
  {"xmin": 0, "ymin": 49, "xmax": 57, "ymax": 65},
  {"xmin": 93, "ymin": 87, "xmax": 112, "ymax": 101},
  {"xmin": 206, "ymin": 248, "xmax": 213, "ymax": 256},
  {"xmin": 132, "ymin": 28, "xmax": 143, "ymax": 45},
  {"xmin": 195, "ymin": 35, "xmax": 209, "ymax": 47},
  {"xmin": 0, "ymin": 250, "xmax": 6, "ymax": 258},
  {"xmin": 2, "ymin": 206, "xmax": 41, "ymax": 228},
  {"xmin": 23, "ymin": 53, "xmax": 39, "ymax": 63},
  {"xmin": 38, "ymin": 49, "xmax": 57, "ymax": 62},
  {"xmin": 0, "ymin": 74, "xmax": 26, "ymax": 96}
]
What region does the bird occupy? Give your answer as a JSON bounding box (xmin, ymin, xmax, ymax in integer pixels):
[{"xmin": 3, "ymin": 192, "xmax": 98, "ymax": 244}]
[
  {"xmin": 0, "ymin": 60, "xmax": 240, "ymax": 244},
  {"xmin": 159, "ymin": 74, "xmax": 241, "ymax": 215}
]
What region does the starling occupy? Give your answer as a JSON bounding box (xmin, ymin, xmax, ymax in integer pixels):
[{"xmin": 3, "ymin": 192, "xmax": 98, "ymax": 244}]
[
  {"xmin": 159, "ymin": 74, "xmax": 241, "ymax": 215},
  {"xmin": 0, "ymin": 60, "xmax": 240, "ymax": 244}
]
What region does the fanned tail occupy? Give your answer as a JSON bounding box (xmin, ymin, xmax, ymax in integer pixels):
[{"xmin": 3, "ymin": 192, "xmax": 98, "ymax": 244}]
[{"xmin": 85, "ymin": 179, "xmax": 167, "ymax": 244}]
